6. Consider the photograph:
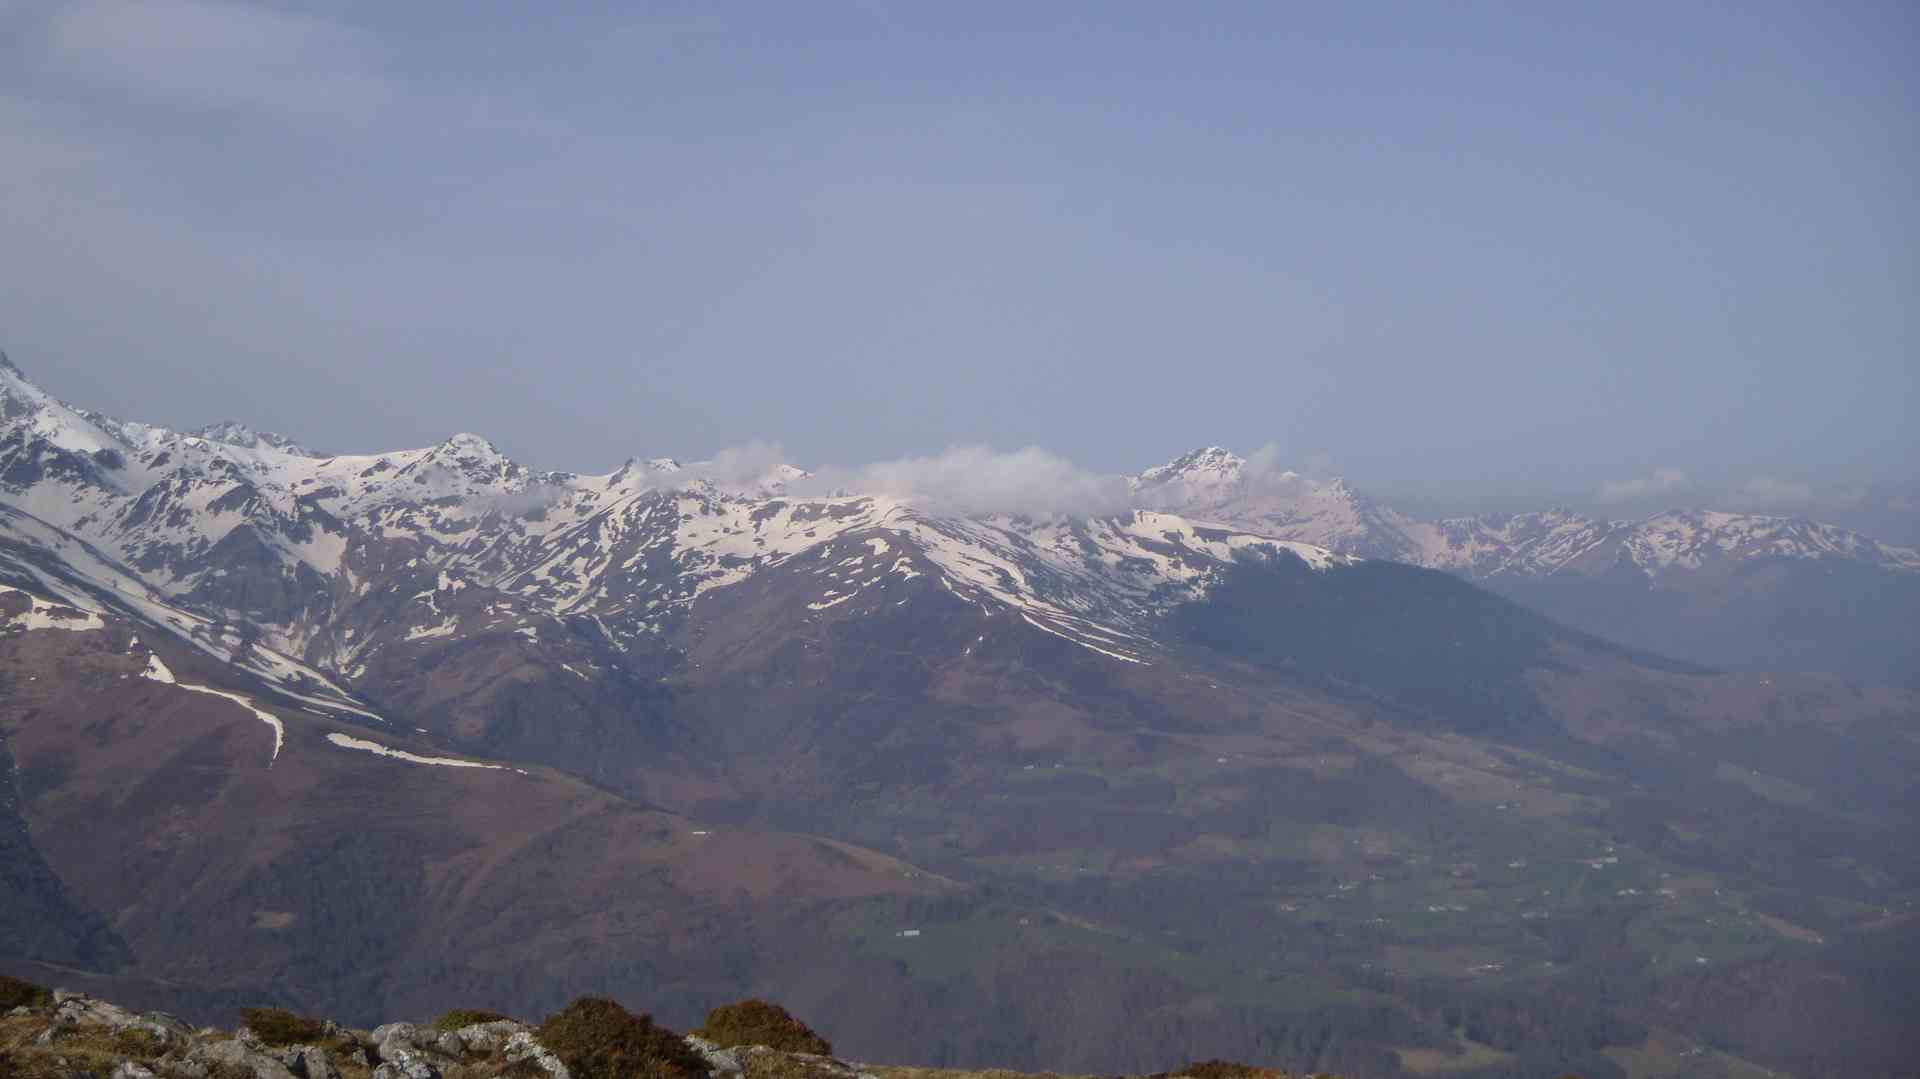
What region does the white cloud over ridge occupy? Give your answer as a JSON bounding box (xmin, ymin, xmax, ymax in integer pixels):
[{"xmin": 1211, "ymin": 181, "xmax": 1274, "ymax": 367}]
[
  {"xmin": 1596, "ymin": 468, "xmax": 1691, "ymax": 505},
  {"xmin": 793, "ymin": 445, "xmax": 1131, "ymax": 519},
  {"xmin": 690, "ymin": 442, "xmax": 793, "ymax": 489}
]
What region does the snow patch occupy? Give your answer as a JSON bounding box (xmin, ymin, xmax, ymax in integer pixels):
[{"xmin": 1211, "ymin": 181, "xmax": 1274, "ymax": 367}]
[
  {"xmin": 141, "ymin": 653, "xmax": 176, "ymax": 684},
  {"xmin": 173, "ymin": 683, "xmax": 283, "ymax": 765},
  {"xmin": 2, "ymin": 587, "xmax": 106, "ymax": 633},
  {"xmin": 325, "ymin": 732, "xmax": 508, "ymax": 770}
]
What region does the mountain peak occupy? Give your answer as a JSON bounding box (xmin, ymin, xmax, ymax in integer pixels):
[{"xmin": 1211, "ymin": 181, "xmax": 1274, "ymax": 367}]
[
  {"xmin": 191, "ymin": 421, "xmax": 315, "ymax": 457},
  {"xmin": 0, "ymin": 356, "xmax": 124, "ymax": 459},
  {"xmin": 440, "ymin": 432, "xmax": 501, "ymax": 454},
  {"xmin": 1137, "ymin": 446, "xmax": 1246, "ymax": 488}
]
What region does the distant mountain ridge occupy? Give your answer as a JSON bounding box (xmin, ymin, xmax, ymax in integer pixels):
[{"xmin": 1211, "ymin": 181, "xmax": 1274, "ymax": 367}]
[
  {"xmin": 1131, "ymin": 446, "xmax": 1920, "ymax": 684},
  {"xmin": 0, "ymin": 359, "xmax": 1360, "ymax": 729},
  {"xmin": 1130, "ymin": 445, "xmax": 1920, "ymax": 578}
]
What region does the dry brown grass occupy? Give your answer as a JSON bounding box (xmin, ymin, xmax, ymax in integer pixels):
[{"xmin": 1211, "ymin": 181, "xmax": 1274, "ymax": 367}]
[
  {"xmin": 737, "ymin": 1050, "xmax": 848, "ymax": 1079},
  {"xmin": 239, "ymin": 1007, "xmax": 327, "ymax": 1046},
  {"xmin": 870, "ymin": 1068, "xmax": 1079, "ymax": 1079},
  {"xmin": 0, "ymin": 1025, "xmax": 162, "ymax": 1079},
  {"xmin": 433, "ymin": 1010, "xmax": 515, "ymax": 1033}
]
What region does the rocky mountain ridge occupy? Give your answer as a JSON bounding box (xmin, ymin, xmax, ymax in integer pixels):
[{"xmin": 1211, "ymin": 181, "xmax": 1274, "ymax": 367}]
[
  {"xmin": 1131, "ymin": 447, "xmax": 1920, "ymax": 684},
  {"xmin": 1129, "ymin": 446, "xmax": 1920, "ymax": 579},
  {"xmin": 0, "ymin": 360, "xmax": 1359, "ymax": 721}
]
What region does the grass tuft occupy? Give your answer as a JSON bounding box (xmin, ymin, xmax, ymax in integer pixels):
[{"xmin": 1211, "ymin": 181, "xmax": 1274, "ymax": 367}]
[
  {"xmin": 239, "ymin": 1007, "xmax": 327, "ymax": 1046},
  {"xmin": 433, "ymin": 1009, "xmax": 514, "ymax": 1032}
]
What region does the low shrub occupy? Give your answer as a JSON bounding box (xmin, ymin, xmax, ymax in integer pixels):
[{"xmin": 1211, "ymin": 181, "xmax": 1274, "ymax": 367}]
[
  {"xmin": 694, "ymin": 1000, "xmax": 831, "ymax": 1056},
  {"xmin": 432, "ymin": 1009, "xmax": 513, "ymax": 1032},
  {"xmin": 238, "ymin": 1007, "xmax": 326, "ymax": 1046},
  {"xmin": 1171, "ymin": 1062, "xmax": 1287, "ymax": 1079},
  {"xmin": 0, "ymin": 976, "xmax": 50, "ymax": 1011},
  {"xmin": 535, "ymin": 998, "xmax": 707, "ymax": 1079}
]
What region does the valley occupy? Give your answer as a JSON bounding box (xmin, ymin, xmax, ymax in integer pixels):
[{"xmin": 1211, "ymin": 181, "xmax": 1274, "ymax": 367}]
[{"xmin": 1, "ymin": 358, "xmax": 1916, "ymax": 1078}]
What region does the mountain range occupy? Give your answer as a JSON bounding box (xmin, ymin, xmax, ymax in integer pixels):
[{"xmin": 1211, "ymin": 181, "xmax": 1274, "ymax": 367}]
[
  {"xmin": 2, "ymin": 354, "xmax": 1916, "ymax": 1079},
  {"xmin": 1133, "ymin": 446, "xmax": 1920, "ymax": 685}
]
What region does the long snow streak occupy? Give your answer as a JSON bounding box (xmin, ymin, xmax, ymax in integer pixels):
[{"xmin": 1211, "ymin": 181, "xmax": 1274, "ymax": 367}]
[
  {"xmin": 325, "ymin": 732, "xmax": 507, "ymax": 771},
  {"xmin": 140, "ymin": 655, "xmax": 283, "ymax": 765}
]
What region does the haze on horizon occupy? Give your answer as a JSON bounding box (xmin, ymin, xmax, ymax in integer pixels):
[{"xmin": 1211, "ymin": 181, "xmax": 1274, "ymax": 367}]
[{"xmin": 2, "ymin": 1, "xmax": 1914, "ymax": 528}]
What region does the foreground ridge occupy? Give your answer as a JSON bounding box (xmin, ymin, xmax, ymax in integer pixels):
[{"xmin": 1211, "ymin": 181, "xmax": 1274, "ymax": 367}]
[{"xmin": 0, "ymin": 981, "xmax": 1357, "ymax": 1079}]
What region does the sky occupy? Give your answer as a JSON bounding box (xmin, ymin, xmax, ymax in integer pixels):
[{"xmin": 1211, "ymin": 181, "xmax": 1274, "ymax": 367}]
[{"xmin": 1, "ymin": 1, "xmax": 1915, "ymax": 522}]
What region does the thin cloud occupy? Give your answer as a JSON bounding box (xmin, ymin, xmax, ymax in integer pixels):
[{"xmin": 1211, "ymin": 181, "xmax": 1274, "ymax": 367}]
[
  {"xmin": 797, "ymin": 446, "xmax": 1131, "ymax": 519},
  {"xmin": 1596, "ymin": 468, "xmax": 1691, "ymax": 505},
  {"xmin": 43, "ymin": 0, "xmax": 389, "ymax": 121},
  {"xmin": 1243, "ymin": 443, "xmax": 1326, "ymax": 493},
  {"xmin": 688, "ymin": 442, "xmax": 794, "ymax": 489},
  {"xmin": 1730, "ymin": 475, "xmax": 1815, "ymax": 511}
]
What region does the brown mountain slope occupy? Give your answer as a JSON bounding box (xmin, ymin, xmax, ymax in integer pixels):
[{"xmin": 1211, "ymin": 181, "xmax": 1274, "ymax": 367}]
[{"xmin": 0, "ymin": 602, "xmax": 945, "ymax": 1030}]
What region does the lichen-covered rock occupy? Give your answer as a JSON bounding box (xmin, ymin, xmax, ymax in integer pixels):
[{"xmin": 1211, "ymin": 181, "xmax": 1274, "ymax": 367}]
[
  {"xmin": 372, "ymin": 1059, "xmax": 441, "ymax": 1079},
  {"xmin": 168, "ymin": 1059, "xmax": 212, "ymax": 1079},
  {"xmin": 28, "ymin": 990, "xmax": 195, "ymax": 1054},
  {"xmin": 450, "ymin": 1020, "xmax": 525, "ymax": 1056},
  {"xmin": 188, "ymin": 1038, "xmax": 301, "ymax": 1079},
  {"xmin": 137, "ymin": 1012, "xmax": 197, "ymax": 1049},
  {"xmin": 369, "ymin": 1023, "xmax": 422, "ymax": 1063},
  {"xmin": 683, "ymin": 1036, "xmax": 743, "ymax": 1079},
  {"xmin": 503, "ymin": 1031, "xmax": 571, "ymax": 1079},
  {"xmin": 112, "ymin": 1062, "xmax": 159, "ymax": 1079}
]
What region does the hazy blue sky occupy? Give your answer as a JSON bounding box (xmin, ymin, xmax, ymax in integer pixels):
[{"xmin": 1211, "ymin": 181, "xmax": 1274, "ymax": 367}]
[{"xmin": 2, "ymin": 1, "xmax": 1914, "ymax": 514}]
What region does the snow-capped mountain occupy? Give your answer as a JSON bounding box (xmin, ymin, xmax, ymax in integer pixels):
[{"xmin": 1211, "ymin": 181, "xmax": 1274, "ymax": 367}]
[
  {"xmin": 1132, "ymin": 446, "xmax": 1432, "ymax": 563},
  {"xmin": 1133, "ymin": 446, "xmax": 1920, "ymax": 683},
  {"xmin": 8, "ymin": 347, "xmax": 1914, "ymax": 715},
  {"xmin": 0, "ymin": 361, "xmax": 1356, "ymax": 715},
  {"xmin": 1132, "ymin": 446, "xmax": 1920, "ymax": 580}
]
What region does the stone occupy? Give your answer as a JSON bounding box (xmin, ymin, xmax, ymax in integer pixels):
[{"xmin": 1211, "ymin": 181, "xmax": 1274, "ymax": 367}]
[
  {"xmin": 450, "ymin": 1020, "xmax": 524, "ymax": 1056},
  {"xmin": 372, "ymin": 1056, "xmax": 439, "ymax": 1079},
  {"xmin": 684, "ymin": 1036, "xmax": 743, "ymax": 1078},
  {"xmin": 369, "ymin": 1023, "xmax": 422, "ymax": 1064},
  {"xmin": 138, "ymin": 1012, "xmax": 197, "ymax": 1048},
  {"xmin": 503, "ymin": 1031, "xmax": 571, "ymax": 1079},
  {"xmin": 188, "ymin": 1039, "xmax": 301, "ymax": 1079},
  {"xmin": 112, "ymin": 1063, "xmax": 159, "ymax": 1079},
  {"xmin": 291, "ymin": 1046, "xmax": 341, "ymax": 1079}
]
